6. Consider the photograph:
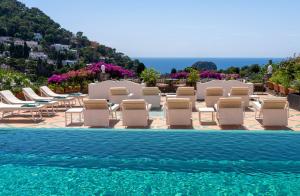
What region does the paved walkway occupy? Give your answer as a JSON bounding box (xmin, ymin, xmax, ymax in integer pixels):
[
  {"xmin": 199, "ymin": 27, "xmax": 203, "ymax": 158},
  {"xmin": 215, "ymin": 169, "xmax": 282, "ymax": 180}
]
[{"xmin": 0, "ymin": 94, "xmax": 299, "ymax": 131}]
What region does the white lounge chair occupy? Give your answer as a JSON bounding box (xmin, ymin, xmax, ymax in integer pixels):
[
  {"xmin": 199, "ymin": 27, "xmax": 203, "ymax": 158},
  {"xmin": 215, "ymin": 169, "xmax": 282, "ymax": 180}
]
[
  {"xmin": 121, "ymin": 99, "xmax": 151, "ymax": 127},
  {"xmin": 215, "ymin": 97, "xmax": 244, "ymax": 126},
  {"xmin": 254, "ymin": 98, "xmax": 289, "ymax": 126},
  {"xmin": 22, "ymin": 88, "xmax": 58, "ymax": 113},
  {"xmin": 0, "ymin": 102, "xmax": 45, "ymax": 121},
  {"xmin": 83, "ymin": 99, "xmax": 119, "ymax": 127},
  {"xmin": 39, "ymin": 86, "xmax": 75, "ymax": 108},
  {"xmin": 0, "ymin": 90, "xmax": 35, "ymax": 105},
  {"xmin": 142, "ymin": 87, "xmax": 161, "ymax": 109},
  {"xmin": 165, "ymin": 98, "xmax": 192, "ymax": 126},
  {"xmin": 205, "ymin": 87, "xmax": 224, "ymax": 107},
  {"xmin": 109, "ymin": 87, "xmax": 133, "ymax": 104},
  {"xmin": 176, "ymin": 87, "xmax": 196, "ymax": 108},
  {"xmin": 229, "ymin": 87, "xmax": 250, "ymax": 108}
]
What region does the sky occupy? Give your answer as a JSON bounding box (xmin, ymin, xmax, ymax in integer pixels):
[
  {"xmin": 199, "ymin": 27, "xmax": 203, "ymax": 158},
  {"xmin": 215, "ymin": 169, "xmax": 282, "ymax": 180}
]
[{"xmin": 20, "ymin": 0, "xmax": 300, "ymax": 58}]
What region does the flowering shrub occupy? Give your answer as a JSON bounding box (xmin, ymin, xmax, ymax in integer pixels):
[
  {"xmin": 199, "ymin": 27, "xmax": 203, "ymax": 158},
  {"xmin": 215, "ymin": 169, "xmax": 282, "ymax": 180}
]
[
  {"xmin": 200, "ymin": 71, "xmax": 222, "ymax": 80},
  {"xmin": 169, "ymin": 70, "xmax": 240, "ymax": 81},
  {"xmin": 48, "ymin": 62, "xmax": 135, "ymax": 84},
  {"xmin": 171, "ymin": 71, "xmax": 189, "ymax": 79}
]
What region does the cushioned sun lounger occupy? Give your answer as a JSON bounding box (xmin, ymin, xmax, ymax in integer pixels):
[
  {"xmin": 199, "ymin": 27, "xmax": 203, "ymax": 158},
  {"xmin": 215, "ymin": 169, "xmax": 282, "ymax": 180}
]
[
  {"xmin": 121, "ymin": 99, "xmax": 151, "ymax": 127},
  {"xmin": 165, "ymin": 98, "xmax": 192, "ymax": 126},
  {"xmin": 215, "ymin": 97, "xmax": 244, "ymax": 126},
  {"xmin": 142, "ymin": 87, "xmax": 161, "ymax": 108},
  {"xmin": 205, "ymin": 87, "xmax": 224, "ymax": 107},
  {"xmin": 83, "ymin": 99, "xmax": 119, "ymax": 127},
  {"xmin": 176, "ymin": 87, "xmax": 196, "ymax": 108}
]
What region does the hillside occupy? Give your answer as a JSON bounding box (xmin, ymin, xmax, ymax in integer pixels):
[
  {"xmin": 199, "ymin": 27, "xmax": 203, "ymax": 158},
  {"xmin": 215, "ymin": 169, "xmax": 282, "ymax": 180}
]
[
  {"xmin": 0, "ymin": 0, "xmax": 145, "ymax": 78},
  {"xmin": 0, "ymin": 0, "xmax": 72, "ymax": 44}
]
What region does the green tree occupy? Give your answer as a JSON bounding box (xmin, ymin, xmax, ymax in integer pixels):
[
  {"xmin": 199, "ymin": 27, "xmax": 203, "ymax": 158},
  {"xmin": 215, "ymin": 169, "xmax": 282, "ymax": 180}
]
[
  {"xmin": 140, "ymin": 68, "xmax": 160, "ymax": 87},
  {"xmin": 136, "ymin": 63, "xmax": 146, "ymax": 76},
  {"xmin": 187, "ymin": 69, "xmax": 200, "ymax": 87}
]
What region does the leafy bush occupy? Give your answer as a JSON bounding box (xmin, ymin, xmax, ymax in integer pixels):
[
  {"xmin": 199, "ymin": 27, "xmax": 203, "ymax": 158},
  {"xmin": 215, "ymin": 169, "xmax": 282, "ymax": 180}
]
[
  {"xmin": 0, "ymin": 68, "xmax": 32, "ymax": 93},
  {"xmin": 291, "ymin": 80, "xmax": 300, "ymax": 92},
  {"xmin": 187, "ymin": 69, "xmax": 200, "ymax": 86},
  {"xmin": 140, "ymin": 68, "xmax": 160, "ymax": 87}
]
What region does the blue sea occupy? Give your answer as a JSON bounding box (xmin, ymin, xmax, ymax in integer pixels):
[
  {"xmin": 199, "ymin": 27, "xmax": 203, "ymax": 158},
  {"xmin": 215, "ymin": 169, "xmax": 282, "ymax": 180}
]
[
  {"xmin": 0, "ymin": 128, "xmax": 300, "ymax": 195},
  {"xmin": 137, "ymin": 57, "xmax": 284, "ymax": 73}
]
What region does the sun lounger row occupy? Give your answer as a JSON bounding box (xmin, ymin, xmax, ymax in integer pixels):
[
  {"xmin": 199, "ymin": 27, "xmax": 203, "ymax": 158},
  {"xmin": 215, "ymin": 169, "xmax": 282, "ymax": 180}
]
[
  {"xmin": 0, "ymin": 86, "xmax": 86, "ymax": 121},
  {"xmin": 205, "ymin": 87, "xmax": 250, "ymax": 107},
  {"xmin": 82, "ymin": 97, "xmax": 289, "ymax": 127}
]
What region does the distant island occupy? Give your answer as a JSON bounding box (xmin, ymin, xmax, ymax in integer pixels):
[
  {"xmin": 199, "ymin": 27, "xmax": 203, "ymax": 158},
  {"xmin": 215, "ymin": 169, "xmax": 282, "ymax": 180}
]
[{"xmin": 191, "ymin": 61, "xmax": 217, "ymax": 71}]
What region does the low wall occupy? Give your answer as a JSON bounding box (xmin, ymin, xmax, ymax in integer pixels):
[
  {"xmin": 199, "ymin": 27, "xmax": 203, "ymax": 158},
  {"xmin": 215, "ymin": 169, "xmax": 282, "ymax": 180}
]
[{"xmin": 88, "ymin": 80, "xmax": 145, "ymax": 99}]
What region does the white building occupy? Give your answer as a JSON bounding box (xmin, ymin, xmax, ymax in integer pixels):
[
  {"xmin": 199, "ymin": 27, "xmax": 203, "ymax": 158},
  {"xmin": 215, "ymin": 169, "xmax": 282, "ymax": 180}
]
[
  {"xmin": 34, "ymin": 33, "xmax": 43, "ymax": 41},
  {"xmin": 29, "ymin": 52, "xmax": 48, "ymax": 60},
  {"xmin": 51, "ymin": 44, "xmax": 70, "ymax": 51},
  {"xmin": 26, "ymin": 41, "xmax": 39, "ymax": 49},
  {"xmin": 62, "ymin": 60, "xmax": 77, "ymax": 66},
  {"xmin": 0, "ymin": 36, "xmax": 12, "ymax": 44},
  {"xmin": 0, "ymin": 64, "xmax": 10, "ymax": 70},
  {"xmin": 14, "ymin": 39, "xmax": 25, "ymax": 46}
]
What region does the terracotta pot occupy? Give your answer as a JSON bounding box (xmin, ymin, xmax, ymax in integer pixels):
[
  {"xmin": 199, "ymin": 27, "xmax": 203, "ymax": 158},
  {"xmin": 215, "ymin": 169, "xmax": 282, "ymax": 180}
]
[
  {"xmin": 273, "ymin": 83, "xmax": 279, "ymax": 93},
  {"xmin": 55, "ymin": 88, "xmax": 65, "ymax": 94},
  {"xmin": 15, "ymin": 92, "xmax": 25, "ymax": 100},
  {"xmin": 279, "ymin": 84, "xmax": 289, "ymax": 96},
  {"xmin": 288, "ymin": 88, "xmax": 296, "ymax": 94},
  {"xmin": 73, "ymin": 86, "xmax": 80, "ymax": 92},
  {"xmin": 64, "ymin": 87, "xmax": 72, "ymax": 93},
  {"xmin": 82, "ymin": 87, "xmax": 88, "ymax": 94},
  {"xmin": 267, "ymin": 81, "xmax": 274, "ymax": 90}
]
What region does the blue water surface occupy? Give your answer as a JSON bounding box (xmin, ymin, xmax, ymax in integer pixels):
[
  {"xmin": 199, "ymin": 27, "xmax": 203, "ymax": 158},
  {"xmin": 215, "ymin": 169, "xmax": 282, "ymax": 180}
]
[
  {"xmin": 137, "ymin": 57, "xmax": 284, "ymax": 73},
  {"xmin": 0, "ymin": 128, "xmax": 300, "ymax": 195}
]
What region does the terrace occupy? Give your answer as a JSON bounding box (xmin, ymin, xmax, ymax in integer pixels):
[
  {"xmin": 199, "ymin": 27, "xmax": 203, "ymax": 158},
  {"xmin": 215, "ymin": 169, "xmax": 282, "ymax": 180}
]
[{"xmin": 0, "ymin": 92, "xmax": 299, "ymax": 131}]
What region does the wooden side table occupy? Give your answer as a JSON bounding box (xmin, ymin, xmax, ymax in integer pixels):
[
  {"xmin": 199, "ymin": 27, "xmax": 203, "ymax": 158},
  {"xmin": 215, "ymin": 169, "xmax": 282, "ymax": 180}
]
[
  {"xmin": 198, "ymin": 107, "xmax": 215, "ymax": 122},
  {"xmin": 65, "ymin": 108, "xmax": 84, "ymax": 126}
]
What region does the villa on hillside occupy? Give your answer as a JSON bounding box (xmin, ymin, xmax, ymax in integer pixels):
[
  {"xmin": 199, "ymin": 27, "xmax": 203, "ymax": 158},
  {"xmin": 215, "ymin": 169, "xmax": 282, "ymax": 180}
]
[
  {"xmin": 33, "ymin": 33, "xmax": 43, "ymax": 41},
  {"xmin": 29, "ymin": 52, "xmax": 48, "ymax": 60},
  {"xmin": 62, "ymin": 60, "xmax": 77, "ymax": 66},
  {"xmin": 51, "ymin": 44, "xmax": 70, "ymax": 51}
]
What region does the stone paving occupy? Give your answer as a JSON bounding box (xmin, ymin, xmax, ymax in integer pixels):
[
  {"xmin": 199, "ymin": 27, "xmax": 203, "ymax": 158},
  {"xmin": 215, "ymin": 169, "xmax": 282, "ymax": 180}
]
[{"xmin": 0, "ymin": 94, "xmax": 299, "ymax": 131}]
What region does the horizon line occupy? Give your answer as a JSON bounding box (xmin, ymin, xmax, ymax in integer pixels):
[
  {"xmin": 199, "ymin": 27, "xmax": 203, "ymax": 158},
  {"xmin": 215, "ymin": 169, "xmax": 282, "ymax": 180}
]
[{"xmin": 132, "ymin": 56, "xmax": 288, "ymax": 59}]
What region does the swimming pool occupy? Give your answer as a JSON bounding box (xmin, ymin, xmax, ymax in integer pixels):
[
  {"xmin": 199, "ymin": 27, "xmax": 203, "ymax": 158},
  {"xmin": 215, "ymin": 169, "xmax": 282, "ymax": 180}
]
[{"xmin": 0, "ymin": 128, "xmax": 300, "ymax": 195}]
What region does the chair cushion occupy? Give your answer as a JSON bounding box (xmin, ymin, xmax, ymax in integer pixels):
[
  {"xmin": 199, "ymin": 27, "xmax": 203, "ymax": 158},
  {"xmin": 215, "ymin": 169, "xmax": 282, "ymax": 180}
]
[
  {"xmin": 206, "ymin": 87, "xmax": 223, "ymax": 96},
  {"xmin": 230, "ymin": 87, "xmax": 249, "ymax": 96},
  {"xmin": 83, "ymin": 99, "xmax": 108, "ymax": 109},
  {"xmin": 262, "ymin": 98, "xmax": 287, "ymax": 109},
  {"xmin": 122, "ymin": 99, "xmax": 146, "ymax": 110},
  {"xmin": 167, "ymin": 98, "xmax": 190, "ymax": 109},
  {"xmin": 142, "ymin": 87, "xmax": 160, "ymax": 95},
  {"xmin": 218, "ymin": 97, "xmax": 242, "ymax": 108},
  {"xmin": 176, "ymin": 87, "xmax": 195, "ymax": 96}
]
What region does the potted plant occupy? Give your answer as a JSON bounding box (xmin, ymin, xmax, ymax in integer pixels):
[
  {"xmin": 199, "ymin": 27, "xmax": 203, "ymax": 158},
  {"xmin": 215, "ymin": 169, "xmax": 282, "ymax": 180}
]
[
  {"xmin": 187, "ymin": 69, "xmax": 200, "ymax": 87},
  {"xmin": 287, "ymin": 79, "xmax": 300, "ymax": 110},
  {"xmin": 12, "ymin": 87, "xmax": 25, "ymax": 100},
  {"xmin": 266, "ymin": 81, "xmax": 274, "ymax": 90},
  {"xmin": 278, "ymin": 78, "xmax": 289, "ymax": 96},
  {"xmin": 269, "ymin": 76, "xmax": 280, "ymax": 93},
  {"xmin": 56, "ymin": 86, "xmax": 65, "ymax": 94},
  {"xmin": 140, "ymin": 68, "xmax": 160, "ymax": 87}
]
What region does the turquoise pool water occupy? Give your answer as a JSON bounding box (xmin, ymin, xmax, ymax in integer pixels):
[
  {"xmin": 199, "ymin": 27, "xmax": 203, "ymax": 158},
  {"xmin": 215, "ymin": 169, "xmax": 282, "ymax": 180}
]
[{"xmin": 0, "ymin": 129, "xmax": 300, "ymax": 195}]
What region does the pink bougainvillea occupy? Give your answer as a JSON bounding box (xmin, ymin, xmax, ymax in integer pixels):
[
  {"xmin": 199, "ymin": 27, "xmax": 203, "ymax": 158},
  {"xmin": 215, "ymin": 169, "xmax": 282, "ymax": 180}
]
[{"xmin": 48, "ymin": 62, "xmax": 135, "ymax": 84}]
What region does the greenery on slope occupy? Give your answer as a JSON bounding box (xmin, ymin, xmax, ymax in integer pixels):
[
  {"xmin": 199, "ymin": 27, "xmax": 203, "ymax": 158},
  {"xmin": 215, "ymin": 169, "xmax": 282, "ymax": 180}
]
[{"xmin": 0, "ymin": 0, "xmax": 145, "ymax": 79}]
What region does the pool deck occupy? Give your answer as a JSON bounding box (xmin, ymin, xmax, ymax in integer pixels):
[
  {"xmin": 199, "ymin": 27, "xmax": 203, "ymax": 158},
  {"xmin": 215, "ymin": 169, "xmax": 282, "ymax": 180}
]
[{"xmin": 0, "ymin": 93, "xmax": 299, "ymax": 131}]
